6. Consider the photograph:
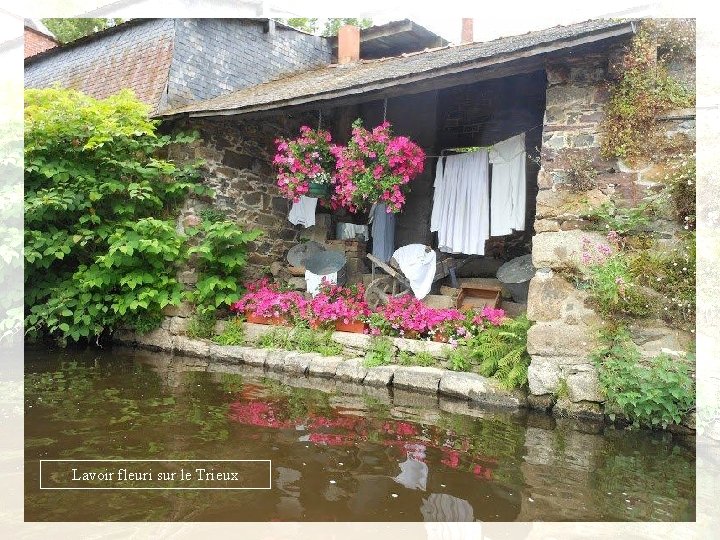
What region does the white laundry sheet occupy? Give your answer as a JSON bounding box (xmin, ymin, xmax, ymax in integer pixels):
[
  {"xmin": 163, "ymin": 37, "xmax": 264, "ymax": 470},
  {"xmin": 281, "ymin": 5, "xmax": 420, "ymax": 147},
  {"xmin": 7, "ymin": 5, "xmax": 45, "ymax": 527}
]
[
  {"xmin": 336, "ymin": 222, "xmax": 369, "ymax": 241},
  {"xmin": 489, "ymin": 133, "xmax": 526, "ymax": 236},
  {"xmin": 304, "ymin": 270, "xmax": 337, "ymax": 297},
  {"xmin": 430, "ymin": 150, "xmax": 490, "ymax": 255},
  {"xmin": 392, "ymin": 244, "xmax": 436, "ymax": 299},
  {"xmin": 287, "ymin": 196, "xmax": 318, "ymax": 228}
]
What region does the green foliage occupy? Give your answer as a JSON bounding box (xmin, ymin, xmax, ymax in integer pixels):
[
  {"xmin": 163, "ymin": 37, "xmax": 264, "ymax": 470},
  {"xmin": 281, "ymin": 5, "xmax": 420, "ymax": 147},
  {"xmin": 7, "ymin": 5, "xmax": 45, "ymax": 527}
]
[
  {"xmin": 397, "ymin": 350, "xmax": 436, "ymax": 367},
  {"xmin": 278, "ymin": 17, "xmax": 373, "ymax": 36},
  {"xmin": 322, "ymin": 18, "xmax": 373, "ymax": 37},
  {"xmin": 593, "ymin": 332, "xmax": 695, "ymax": 429},
  {"xmin": 585, "ymin": 253, "xmax": 651, "ymax": 319},
  {"xmin": 448, "ymin": 316, "xmax": 532, "ymax": 390},
  {"xmin": 585, "ymin": 201, "xmax": 653, "ymax": 236},
  {"xmin": 601, "ymin": 21, "xmax": 695, "ymax": 163},
  {"xmin": 280, "ymin": 18, "xmax": 319, "ymax": 33},
  {"xmin": 258, "ymin": 326, "xmax": 342, "ymax": 356},
  {"xmin": 364, "ymin": 337, "xmax": 395, "ymax": 367},
  {"xmin": 213, "ymin": 318, "xmax": 246, "ymax": 346},
  {"xmin": 186, "ymin": 310, "xmax": 217, "ymax": 339},
  {"xmin": 42, "ymin": 18, "xmax": 123, "ymax": 44},
  {"xmin": 630, "ymin": 233, "xmax": 695, "ymax": 329},
  {"xmin": 186, "ymin": 220, "xmax": 262, "ymax": 314},
  {"xmin": 132, "ymin": 311, "xmax": 164, "ymax": 335},
  {"xmin": 24, "ymin": 88, "xmax": 205, "ymax": 344},
  {"xmin": 555, "ymin": 378, "xmax": 570, "ymax": 400}
]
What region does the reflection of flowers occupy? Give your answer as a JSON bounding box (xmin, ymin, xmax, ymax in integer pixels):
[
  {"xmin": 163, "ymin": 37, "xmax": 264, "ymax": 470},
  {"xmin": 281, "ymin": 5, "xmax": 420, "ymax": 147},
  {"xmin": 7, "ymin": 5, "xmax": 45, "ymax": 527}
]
[{"xmin": 227, "ymin": 396, "xmax": 499, "ymax": 479}]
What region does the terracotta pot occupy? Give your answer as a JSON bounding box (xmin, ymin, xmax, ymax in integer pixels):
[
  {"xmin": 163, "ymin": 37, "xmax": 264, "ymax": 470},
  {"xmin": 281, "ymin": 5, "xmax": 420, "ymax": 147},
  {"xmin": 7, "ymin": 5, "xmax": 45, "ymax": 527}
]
[
  {"xmin": 402, "ymin": 330, "xmax": 421, "ymax": 340},
  {"xmin": 309, "ymin": 318, "xmax": 324, "ymax": 330},
  {"xmin": 246, "ymin": 311, "xmax": 288, "ymax": 326},
  {"xmin": 335, "ymin": 319, "xmax": 368, "ymax": 334},
  {"xmin": 433, "ymin": 332, "xmax": 449, "ymax": 343}
]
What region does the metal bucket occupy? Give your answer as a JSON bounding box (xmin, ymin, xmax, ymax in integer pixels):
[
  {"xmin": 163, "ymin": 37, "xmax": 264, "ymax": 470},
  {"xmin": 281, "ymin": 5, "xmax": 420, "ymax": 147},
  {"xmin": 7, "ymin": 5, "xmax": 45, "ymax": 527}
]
[
  {"xmin": 287, "ymin": 241, "xmax": 326, "ymax": 269},
  {"xmin": 496, "ymin": 254, "xmax": 535, "ymax": 303},
  {"xmin": 304, "ymin": 250, "xmax": 347, "ymax": 285}
]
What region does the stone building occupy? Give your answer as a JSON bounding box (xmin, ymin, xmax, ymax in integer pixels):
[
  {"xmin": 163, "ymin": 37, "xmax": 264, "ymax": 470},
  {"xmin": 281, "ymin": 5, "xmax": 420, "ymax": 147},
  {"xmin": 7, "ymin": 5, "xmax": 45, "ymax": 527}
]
[{"xmin": 25, "ymin": 17, "xmax": 696, "ymax": 417}]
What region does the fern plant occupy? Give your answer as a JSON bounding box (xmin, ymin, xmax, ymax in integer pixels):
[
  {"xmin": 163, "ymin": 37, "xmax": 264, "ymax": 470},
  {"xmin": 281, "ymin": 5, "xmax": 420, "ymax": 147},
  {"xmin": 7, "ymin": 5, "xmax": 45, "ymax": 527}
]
[{"xmin": 450, "ymin": 315, "xmax": 532, "ymax": 390}]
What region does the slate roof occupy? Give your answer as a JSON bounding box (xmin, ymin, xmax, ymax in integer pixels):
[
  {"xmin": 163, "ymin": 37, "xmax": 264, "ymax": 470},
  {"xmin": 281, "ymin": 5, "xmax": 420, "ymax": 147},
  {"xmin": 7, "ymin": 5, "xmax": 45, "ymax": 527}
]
[{"xmin": 159, "ymin": 18, "xmax": 635, "ymax": 119}]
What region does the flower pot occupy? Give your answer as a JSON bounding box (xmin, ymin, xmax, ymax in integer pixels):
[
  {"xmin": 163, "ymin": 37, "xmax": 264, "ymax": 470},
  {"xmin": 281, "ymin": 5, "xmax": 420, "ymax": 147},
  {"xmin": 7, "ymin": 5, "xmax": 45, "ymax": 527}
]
[
  {"xmin": 402, "ymin": 330, "xmax": 421, "ymax": 340},
  {"xmin": 307, "ymin": 181, "xmax": 330, "ymax": 198},
  {"xmin": 433, "ymin": 333, "xmax": 449, "ymax": 343},
  {"xmin": 335, "ymin": 320, "xmax": 367, "ymax": 334}
]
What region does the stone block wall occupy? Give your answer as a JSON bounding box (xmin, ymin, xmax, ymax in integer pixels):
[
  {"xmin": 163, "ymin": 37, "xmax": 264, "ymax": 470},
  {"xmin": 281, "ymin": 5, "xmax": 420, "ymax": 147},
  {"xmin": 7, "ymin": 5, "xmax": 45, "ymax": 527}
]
[
  {"xmin": 168, "ymin": 113, "xmax": 324, "ymax": 280},
  {"xmin": 526, "ymin": 40, "xmax": 696, "ymax": 417}
]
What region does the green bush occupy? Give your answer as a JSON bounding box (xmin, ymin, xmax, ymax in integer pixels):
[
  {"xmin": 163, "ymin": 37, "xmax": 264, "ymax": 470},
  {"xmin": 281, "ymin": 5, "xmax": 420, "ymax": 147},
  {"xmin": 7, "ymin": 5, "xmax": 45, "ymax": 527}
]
[
  {"xmin": 593, "ymin": 333, "xmax": 695, "ymax": 429},
  {"xmin": 24, "ymin": 88, "xmax": 204, "ymax": 344},
  {"xmin": 186, "ymin": 220, "xmax": 262, "ymax": 315},
  {"xmin": 448, "ymin": 315, "xmax": 531, "ymax": 390}
]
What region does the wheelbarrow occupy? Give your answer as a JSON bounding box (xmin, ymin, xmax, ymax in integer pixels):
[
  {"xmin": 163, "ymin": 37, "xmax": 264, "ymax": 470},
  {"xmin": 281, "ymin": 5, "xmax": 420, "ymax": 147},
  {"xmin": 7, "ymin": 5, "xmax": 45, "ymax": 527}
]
[{"xmin": 365, "ymin": 247, "xmax": 468, "ymax": 308}]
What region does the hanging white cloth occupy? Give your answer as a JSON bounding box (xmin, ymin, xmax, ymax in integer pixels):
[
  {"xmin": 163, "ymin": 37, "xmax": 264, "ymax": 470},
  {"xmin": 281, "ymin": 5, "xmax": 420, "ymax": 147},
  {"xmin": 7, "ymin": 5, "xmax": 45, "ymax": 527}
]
[
  {"xmin": 392, "ymin": 244, "xmax": 436, "ymax": 299},
  {"xmin": 304, "ymin": 270, "xmax": 337, "ymax": 297},
  {"xmin": 430, "ymin": 150, "xmax": 490, "ymax": 256},
  {"xmin": 489, "ymin": 133, "xmax": 526, "ymax": 236},
  {"xmin": 288, "ymin": 196, "xmax": 318, "ymax": 228},
  {"xmin": 429, "ymin": 156, "xmax": 445, "ymax": 233}
]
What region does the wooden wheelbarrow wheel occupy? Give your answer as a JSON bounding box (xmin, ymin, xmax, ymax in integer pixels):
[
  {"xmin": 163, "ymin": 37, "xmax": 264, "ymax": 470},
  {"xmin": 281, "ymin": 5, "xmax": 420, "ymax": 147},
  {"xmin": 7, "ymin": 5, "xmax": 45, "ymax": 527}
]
[{"xmin": 365, "ymin": 275, "xmax": 410, "ymax": 309}]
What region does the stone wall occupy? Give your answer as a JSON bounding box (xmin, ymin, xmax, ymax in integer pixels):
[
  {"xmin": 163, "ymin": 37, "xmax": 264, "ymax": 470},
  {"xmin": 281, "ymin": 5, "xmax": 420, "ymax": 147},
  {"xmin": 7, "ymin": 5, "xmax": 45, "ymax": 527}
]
[
  {"xmin": 526, "ymin": 41, "xmax": 696, "ymax": 417},
  {"xmin": 168, "ymin": 113, "xmax": 323, "ymax": 280}
]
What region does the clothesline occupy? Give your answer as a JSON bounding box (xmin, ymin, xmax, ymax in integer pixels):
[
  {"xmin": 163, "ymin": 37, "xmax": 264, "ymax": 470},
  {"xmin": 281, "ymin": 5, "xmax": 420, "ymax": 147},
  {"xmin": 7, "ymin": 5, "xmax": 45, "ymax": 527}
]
[{"xmin": 423, "ymin": 122, "xmax": 544, "ymax": 158}]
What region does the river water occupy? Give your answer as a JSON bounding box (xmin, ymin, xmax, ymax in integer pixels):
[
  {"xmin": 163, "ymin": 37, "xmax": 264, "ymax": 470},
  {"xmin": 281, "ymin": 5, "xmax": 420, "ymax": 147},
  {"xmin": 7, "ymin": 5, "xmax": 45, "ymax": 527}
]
[{"xmin": 24, "ymin": 346, "xmax": 695, "ymax": 522}]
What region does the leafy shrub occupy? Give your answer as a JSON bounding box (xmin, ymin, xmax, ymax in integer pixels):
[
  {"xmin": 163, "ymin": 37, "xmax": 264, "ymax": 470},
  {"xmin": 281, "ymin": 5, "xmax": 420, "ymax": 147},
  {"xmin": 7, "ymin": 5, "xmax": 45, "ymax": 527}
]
[
  {"xmin": 364, "ymin": 337, "xmax": 395, "ymax": 367},
  {"xmin": 213, "ymin": 318, "xmax": 246, "ymax": 345},
  {"xmin": 24, "ymin": 88, "xmax": 204, "ymax": 344},
  {"xmin": 448, "ymin": 315, "xmax": 532, "ymax": 390},
  {"xmin": 186, "ymin": 220, "xmax": 262, "ymax": 314},
  {"xmin": 593, "ymin": 334, "xmax": 695, "ymax": 428},
  {"xmin": 132, "ymin": 311, "xmax": 164, "ymax": 335}
]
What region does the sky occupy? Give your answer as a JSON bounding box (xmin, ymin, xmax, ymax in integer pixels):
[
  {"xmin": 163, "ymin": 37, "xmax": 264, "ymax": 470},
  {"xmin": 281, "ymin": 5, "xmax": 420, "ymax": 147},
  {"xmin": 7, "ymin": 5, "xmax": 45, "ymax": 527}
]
[{"xmin": 15, "ymin": 0, "xmax": 704, "ymax": 45}]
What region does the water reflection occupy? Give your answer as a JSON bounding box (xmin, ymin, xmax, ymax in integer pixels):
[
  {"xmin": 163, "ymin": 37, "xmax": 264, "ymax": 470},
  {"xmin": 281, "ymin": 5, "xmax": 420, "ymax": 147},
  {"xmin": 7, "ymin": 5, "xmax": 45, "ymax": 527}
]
[{"xmin": 24, "ymin": 346, "xmax": 695, "ymax": 522}]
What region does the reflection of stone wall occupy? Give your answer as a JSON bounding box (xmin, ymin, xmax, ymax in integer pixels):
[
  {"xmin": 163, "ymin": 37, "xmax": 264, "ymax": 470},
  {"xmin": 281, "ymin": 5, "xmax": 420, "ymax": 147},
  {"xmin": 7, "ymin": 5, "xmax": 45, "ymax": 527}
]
[{"xmin": 526, "ymin": 42, "xmax": 696, "ymax": 417}]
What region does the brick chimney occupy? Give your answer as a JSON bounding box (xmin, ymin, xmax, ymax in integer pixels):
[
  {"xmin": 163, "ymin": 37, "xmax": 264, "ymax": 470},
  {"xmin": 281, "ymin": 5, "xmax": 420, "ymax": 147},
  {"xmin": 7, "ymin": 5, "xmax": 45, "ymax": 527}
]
[
  {"xmin": 338, "ymin": 25, "xmax": 360, "ymax": 64},
  {"xmin": 461, "ymin": 18, "xmax": 474, "ymax": 44}
]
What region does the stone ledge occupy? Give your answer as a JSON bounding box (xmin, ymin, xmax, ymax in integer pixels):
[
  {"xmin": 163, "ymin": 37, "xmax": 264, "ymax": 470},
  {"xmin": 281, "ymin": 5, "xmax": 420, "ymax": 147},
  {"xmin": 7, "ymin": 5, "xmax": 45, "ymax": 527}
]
[
  {"xmin": 121, "ymin": 335, "xmax": 695, "ymax": 431},
  {"xmin": 335, "ymin": 358, "xmax": 368, "ymax": 383},
  {"xmin": 439, "ymin": 371, "xmax": 527, "ymax": 408},
  {"xmin": 393, "ymin": 366, "xmax": 444, "ymax": 394}
]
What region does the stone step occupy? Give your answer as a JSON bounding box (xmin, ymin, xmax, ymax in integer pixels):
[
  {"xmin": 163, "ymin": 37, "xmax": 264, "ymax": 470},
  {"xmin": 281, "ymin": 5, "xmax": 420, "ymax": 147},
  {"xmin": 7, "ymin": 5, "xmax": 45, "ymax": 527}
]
[
  {"xmin": 422, "ymin": 294, "xmax": 455, "ymax": 309},
  {"xmin": 500, "ymin": 300, "xmax": 527, "ymax": 317}
]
